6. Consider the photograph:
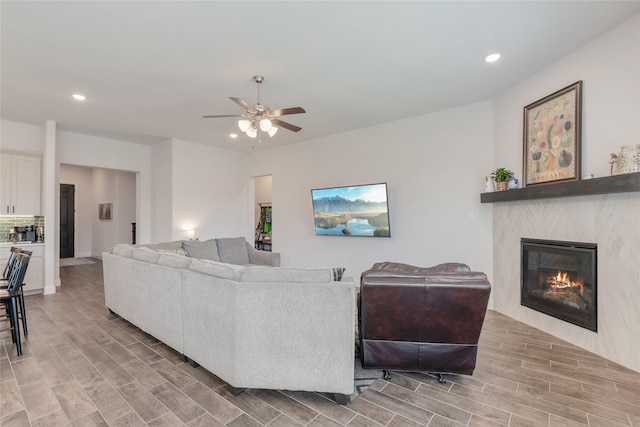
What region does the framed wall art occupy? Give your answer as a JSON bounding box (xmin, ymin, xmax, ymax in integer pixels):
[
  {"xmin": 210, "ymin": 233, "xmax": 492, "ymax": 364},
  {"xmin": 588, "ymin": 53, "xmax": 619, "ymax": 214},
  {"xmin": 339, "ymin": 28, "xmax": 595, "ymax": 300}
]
[
  {"xmin": 523, "ymin": 81, "xmax": 582, "ymax": 186},
  {"xmin": 99, "ymin": 202, "xmax": 112, "ymax": 220}
]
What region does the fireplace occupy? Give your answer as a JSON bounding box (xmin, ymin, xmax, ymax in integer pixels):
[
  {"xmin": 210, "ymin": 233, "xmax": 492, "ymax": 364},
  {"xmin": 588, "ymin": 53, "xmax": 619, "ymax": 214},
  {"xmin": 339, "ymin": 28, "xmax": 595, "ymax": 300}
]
[{"xmin": 521, "ymin": 238, "xmax": 597, "ymax": 332}]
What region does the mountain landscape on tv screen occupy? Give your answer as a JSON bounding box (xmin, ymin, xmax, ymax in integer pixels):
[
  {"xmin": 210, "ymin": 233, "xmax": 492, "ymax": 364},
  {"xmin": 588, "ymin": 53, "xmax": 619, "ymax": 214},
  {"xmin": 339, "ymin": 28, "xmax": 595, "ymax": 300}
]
[{"xmin": 312, "ymin": 195, "xmax": 390, "ymax": 237}]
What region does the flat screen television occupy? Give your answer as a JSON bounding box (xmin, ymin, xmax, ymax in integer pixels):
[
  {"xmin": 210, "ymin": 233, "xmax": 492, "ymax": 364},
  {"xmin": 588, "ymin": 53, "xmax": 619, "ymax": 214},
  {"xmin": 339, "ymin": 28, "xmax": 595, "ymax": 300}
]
[{"xmin": 311, "ymin": 182, "xmax": 391, "ymax": 237}]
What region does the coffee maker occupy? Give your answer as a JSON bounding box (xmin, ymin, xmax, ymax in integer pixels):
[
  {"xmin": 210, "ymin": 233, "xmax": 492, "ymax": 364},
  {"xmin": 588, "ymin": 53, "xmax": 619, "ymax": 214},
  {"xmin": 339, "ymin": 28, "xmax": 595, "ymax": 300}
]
[{"xmin": 14, "ymin": 225, "xmax": 36, "ymax": 242}]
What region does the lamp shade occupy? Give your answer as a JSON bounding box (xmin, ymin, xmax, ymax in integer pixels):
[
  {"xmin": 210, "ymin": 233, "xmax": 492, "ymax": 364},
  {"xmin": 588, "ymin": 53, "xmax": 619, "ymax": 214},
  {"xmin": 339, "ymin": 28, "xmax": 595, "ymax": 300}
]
[
  {"xmin": 246, "ymin": 125, "xmax": 258, "ymax": 138},
  {"xmin": 238, "ymin": 119, "xmax": 252, "ymax": 132},
  {"xmin": 267, "ymin": 126, "xmax": 278, "ymax": 137},
  {"xmin": 259, "ymin": 118, "xmax": 272, "ymax": 132}
]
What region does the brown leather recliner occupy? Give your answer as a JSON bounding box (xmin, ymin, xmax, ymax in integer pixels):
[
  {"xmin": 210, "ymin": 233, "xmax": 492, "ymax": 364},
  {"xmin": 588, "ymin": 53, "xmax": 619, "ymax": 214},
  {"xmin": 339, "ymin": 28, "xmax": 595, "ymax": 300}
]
[{"xmin": 359, "ymin": 262, "xmax": 491, "ymax": 383}]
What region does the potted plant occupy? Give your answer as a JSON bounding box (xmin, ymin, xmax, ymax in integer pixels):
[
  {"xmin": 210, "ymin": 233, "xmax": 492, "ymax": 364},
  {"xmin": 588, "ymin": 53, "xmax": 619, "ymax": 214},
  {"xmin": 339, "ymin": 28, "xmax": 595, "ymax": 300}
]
[{"xmin": 491, "ymin": 167, "xmax": 514, "ymax": 191}]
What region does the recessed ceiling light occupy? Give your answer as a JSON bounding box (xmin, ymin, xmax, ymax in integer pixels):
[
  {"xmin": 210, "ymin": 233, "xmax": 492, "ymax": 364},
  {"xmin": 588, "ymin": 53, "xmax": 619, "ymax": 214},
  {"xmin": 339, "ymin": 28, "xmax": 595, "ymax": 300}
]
[
  {"xmin": 72, "ymin": 93, "xmax": 86, "ymax": 101},
  {"xmin": 229, "ymin": 133, "xmax": 238, "ymax": 139},
  {"xmin": 484, "ymin": 53, "xmax": 501, "ymax": 63}
]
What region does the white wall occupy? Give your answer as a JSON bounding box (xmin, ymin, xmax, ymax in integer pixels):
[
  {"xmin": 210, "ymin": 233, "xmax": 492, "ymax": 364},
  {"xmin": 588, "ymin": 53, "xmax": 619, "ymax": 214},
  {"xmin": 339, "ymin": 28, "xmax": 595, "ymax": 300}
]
[
  {"xmin": 246, "ymin": 101, "xmax": 495, "ymax": 284},
  {"xmin": 492, "ymin": 14, "xmax": 640, "ymax": 371},
  {"xmin": 0, "ymin": 120, "xmax": 42, "ymax": 153},
  {"xmin": 117, "ymin": 170, "xmax": 136, "ymax": 246},
  {"xmin": 150, "ymin": 139, "xmax": 173, "ymax": 243},
  {"xmin": 171, "ymin": 138, "xmax": 248, "ymax": 241},
  {"xmin": 59, "ymin": 164, "xmax": 93, "ymax": 257},
  {"xmin": 91, "ymin": 169, "xmax": 136, "ymax": 256},
  {"xmin": 57, "ymin": 130, "xmax": 152, "ymax": 243}
]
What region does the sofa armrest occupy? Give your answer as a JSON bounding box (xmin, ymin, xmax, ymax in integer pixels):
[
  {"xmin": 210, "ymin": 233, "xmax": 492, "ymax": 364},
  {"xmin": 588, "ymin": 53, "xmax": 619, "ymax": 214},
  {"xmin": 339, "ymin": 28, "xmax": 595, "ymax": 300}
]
[{"xmin": 245, "ymin": 241, "xmax": 281, "ymax": 266}]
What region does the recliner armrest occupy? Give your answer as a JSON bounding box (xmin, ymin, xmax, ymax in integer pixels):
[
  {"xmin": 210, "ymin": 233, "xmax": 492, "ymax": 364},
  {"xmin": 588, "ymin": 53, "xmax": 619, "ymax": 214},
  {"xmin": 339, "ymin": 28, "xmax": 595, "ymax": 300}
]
[{"xmin": 367, "ymin": 261, "xmax": 471, "ymax": 275}]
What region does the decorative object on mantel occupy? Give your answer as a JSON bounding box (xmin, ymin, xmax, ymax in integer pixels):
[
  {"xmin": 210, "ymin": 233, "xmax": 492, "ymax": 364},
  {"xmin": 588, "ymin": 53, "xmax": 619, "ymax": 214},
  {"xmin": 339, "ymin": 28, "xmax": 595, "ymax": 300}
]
[
  {"xmin": 508, "ymin": 176, "xmax": 519, "ymax": 190},
  {"xmin": 610, "ymin": 144, "xmax": 640, "ymax": 175},
  {"xmin": 523, "ymin": 81, "xmax": 582, "ymax": 186},
  {"xmin": 484, "ymin": 176, "xmax": 495, "ymax": 192},
  {"xmin": 491, "ymin": 168, "xmax": 514, "ymax": 191}
]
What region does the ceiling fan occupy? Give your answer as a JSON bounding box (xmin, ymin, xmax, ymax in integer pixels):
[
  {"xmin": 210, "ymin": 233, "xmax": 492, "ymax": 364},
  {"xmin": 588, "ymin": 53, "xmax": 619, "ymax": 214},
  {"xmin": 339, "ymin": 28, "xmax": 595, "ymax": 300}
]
[{"xmin": 202, "ymin": 75, "xmax": 305, "ymax": 139}]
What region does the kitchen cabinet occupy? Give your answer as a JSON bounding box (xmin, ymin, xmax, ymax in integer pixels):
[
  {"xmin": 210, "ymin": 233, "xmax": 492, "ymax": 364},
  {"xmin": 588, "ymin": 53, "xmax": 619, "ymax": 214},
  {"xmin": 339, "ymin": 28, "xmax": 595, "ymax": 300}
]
[
  {"xmin": 0, "ymin": 153, "xmax": 42, "ymax": 215},
  {"xmin": 0, "ymin": 243, "xmax": 44, "ymax": 294}
]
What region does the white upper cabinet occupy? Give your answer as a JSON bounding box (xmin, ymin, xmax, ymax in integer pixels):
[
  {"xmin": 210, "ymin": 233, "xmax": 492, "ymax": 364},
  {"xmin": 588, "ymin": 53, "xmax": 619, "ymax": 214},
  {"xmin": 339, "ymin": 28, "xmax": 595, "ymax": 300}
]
[{"xmin": 0, "ymin": 153, "xmax": 42, "ymax": 215}]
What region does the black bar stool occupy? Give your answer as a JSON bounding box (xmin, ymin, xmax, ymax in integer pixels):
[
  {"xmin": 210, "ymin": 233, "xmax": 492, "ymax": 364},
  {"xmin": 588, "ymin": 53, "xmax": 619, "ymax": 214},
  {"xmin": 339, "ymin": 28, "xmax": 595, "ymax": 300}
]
[{"xmin": 0, "ymin": 252, "xmax": 31, "ymax": 356}]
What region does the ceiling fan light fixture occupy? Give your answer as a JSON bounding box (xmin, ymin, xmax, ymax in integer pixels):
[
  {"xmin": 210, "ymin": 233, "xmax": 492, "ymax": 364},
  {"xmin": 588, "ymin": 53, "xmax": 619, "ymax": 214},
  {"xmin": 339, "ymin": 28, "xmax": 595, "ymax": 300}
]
[
  {"xmin": 246, "ymin": 125, "xmax": 258, "ymax": 138},
  {"xmin": 238, "ymin": 119, "xmax": 252, "ymax": 132},
  {"xmin": 203, "ymin": 75, "xmax": 305, "ymax": 142},
  {"xmin": 259, "ymin": 118, "xmax": 273, "ymax": 132}
]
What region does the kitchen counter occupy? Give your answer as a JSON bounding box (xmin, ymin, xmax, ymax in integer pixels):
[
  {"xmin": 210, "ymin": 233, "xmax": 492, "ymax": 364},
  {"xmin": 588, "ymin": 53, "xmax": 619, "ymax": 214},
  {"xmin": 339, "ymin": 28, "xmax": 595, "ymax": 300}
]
[{"xmin": 0, "ymin": 241, "xmax": 45, "ymax": 246}]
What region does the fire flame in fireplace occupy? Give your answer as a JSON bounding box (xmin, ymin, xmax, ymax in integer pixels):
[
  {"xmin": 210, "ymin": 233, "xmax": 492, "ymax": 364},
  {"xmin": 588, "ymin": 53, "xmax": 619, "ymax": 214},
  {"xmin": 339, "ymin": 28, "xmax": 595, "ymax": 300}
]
[{"xmin": 546, "ymin": 271, "xmax": 584, "ymax": 295}]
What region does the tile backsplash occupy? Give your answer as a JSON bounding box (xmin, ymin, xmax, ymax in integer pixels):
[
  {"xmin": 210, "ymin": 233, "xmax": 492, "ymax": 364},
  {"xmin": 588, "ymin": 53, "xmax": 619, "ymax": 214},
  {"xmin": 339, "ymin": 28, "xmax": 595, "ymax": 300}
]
[{"xmin": 0, "ymin": 216, "xmax": 45, "ymax": 242}]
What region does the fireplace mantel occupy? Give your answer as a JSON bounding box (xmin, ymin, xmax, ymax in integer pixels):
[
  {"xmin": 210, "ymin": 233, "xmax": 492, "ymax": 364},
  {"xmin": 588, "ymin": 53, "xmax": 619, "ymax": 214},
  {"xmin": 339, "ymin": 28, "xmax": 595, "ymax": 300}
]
[{"xmin": 481, "ymin": 172, "xmax": 640, "ymax": 203}]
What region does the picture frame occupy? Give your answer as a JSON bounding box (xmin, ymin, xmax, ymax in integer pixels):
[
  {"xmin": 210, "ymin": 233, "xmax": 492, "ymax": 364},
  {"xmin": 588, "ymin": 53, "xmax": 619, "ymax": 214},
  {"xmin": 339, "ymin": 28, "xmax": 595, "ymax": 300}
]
[
  {"xmin": 99, "ymin": 202, "xmax": 112, "ymax": 220},
  {"xmin": 523, "ymin": 81, "xmax": 582, "ymax": 186}
]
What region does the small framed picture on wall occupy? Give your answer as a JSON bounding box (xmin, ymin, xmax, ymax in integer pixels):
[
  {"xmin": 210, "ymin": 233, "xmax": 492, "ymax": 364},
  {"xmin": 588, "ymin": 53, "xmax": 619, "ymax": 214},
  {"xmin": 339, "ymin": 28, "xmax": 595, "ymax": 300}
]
[{"xmin": 99, "ymin": 202, "xmax": 113, "ymax": 220}]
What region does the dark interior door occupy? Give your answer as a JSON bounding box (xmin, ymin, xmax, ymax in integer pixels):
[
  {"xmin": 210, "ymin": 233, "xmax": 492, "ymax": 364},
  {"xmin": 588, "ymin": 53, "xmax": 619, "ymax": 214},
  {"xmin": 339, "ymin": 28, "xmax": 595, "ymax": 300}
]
[{"xmin": 60, "ymin": 184, "xmax": 75, "ymax": 258}]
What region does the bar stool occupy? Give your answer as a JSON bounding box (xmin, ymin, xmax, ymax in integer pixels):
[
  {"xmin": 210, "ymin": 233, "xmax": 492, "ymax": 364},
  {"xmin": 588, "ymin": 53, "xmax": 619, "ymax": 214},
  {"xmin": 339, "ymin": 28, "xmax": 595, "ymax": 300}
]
[
  {"xmin": 0, "ymin": 252, "xmax": 30, "ymax": 356},
  {"xmin": 1, "ymin": 247, "xmax": 30, "ymax": 336}
]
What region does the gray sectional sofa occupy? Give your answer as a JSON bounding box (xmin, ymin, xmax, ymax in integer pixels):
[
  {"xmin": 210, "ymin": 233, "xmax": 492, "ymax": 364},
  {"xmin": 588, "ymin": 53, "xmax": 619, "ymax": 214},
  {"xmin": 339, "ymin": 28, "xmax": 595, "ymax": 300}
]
[{"xmin": 102, "ymin": 238, "xmax": 356, "ymax": 398}]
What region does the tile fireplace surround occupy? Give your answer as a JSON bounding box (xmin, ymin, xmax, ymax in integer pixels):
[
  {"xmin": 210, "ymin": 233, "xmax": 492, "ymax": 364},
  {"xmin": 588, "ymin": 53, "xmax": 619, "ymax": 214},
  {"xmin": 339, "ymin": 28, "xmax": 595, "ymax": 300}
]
[{"xmin": 492, "ymin": 191, "xmax": 640, "ymax": 373}]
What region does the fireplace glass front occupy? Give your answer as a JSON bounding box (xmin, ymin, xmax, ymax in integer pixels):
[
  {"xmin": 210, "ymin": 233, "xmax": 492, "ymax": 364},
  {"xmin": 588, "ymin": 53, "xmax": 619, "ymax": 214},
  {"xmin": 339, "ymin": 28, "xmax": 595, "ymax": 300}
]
[{"xmin": 521, "ymin": 238, "xmax": 597, "ymax": 332}]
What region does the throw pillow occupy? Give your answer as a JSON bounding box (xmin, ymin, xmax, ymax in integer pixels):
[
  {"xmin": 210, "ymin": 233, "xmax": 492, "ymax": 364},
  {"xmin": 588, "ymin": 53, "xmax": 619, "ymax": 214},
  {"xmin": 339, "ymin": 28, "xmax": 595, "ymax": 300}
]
[
  {"xmin": 216, "ymin": 237, "xmax": 250, "ymax": 265},
  {"xmin": 331, "ymin": 267, "xmax": 346, "ymax": 281},
  {"xmin": 182, "ymin": 239, "xmax": 220, "ymax": 262}
]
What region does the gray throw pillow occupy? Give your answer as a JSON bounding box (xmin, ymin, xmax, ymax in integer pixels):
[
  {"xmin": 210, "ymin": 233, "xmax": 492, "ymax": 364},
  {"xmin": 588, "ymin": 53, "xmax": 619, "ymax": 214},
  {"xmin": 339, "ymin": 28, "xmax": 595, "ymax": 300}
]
[
  {"xmin": 331, "ymin": 268, "xmax": 346, "ymax": 281},
  {"xmin": 216, "ymin": 237, "xmax": 250, "ymax": 265},
  {"xmin": 182, "ymin": 239, "xmax": 220, "ymax": 262}
]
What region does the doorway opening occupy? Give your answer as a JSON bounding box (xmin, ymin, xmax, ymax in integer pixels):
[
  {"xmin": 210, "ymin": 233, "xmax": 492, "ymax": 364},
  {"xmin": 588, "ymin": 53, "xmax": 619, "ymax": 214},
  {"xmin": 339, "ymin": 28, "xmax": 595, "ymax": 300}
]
[
  {"xmin": 60, "ymin": 183, "xmax": 75, "ymax": 258},
  {"xmin": 254, "ymin": 175, "xmax": 272, "ymax": 251}
]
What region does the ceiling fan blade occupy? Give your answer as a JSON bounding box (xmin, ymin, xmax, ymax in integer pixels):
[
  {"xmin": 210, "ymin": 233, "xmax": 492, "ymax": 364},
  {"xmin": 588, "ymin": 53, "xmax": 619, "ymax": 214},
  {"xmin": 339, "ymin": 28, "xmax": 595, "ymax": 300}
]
[
  {"xmin": 202, "ymin": 114, "xmax": 244, "ymax": 118},
  {"xmin": 229, "ymin": 97, "xmax": 255, "ymax": 112},
  {"xmin": 270, "ymin": 107, "xmax": 306, "ymax": 117},
  {"xmin": 271, "ymin": 118, "xmax": 302, "ymax": 132}
]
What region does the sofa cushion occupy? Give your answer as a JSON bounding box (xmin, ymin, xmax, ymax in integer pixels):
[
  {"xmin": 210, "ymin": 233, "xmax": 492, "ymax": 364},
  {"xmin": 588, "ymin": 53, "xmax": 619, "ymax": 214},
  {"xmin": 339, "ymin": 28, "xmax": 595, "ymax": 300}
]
[
  {"xmin": 216, "ymin": 238, "xmax": 250, "ymax": 265},
  {"xmin": 157, "ymin": 248, "xmax": 188, "ymax": 256},
  {"xmin": 112, "ymin": 244, "xmax": 135, "ymax": 258},
  {"xmin": 189, "ymin": 258, "xmax": 244, "ymax": 280},
  {"xmin": 158, "ymin": 253, "xmax": 192, "ymax": 269},
  {"xmin": 144, "ymin": 241, "xmax": 184, "ymax": 251},
  {"xmin": 241, "ymin": 266, "xmax": 332, "ymax": 283},
  {"xmin": 132, "ymin": 247, "xmax": 161, "ymax": 263},
  {"xmin": 182, "ymin": 239, "xmax": 220, "ymax": 262}
]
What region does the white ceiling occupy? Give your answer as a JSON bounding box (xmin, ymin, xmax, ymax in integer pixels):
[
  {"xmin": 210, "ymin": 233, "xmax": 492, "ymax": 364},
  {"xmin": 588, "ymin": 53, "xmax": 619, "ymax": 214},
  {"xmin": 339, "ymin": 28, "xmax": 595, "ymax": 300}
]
[{"xmin": 1, "ymin": 1, "xmax": 638, "ymax": 153}]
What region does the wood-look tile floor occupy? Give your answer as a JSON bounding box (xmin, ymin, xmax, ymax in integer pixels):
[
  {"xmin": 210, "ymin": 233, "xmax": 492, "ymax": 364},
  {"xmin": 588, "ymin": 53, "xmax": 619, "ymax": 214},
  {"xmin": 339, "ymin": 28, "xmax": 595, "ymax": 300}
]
[{"xmin": 1, "ymin": 259, "xmax": 639, "ymax": 426}]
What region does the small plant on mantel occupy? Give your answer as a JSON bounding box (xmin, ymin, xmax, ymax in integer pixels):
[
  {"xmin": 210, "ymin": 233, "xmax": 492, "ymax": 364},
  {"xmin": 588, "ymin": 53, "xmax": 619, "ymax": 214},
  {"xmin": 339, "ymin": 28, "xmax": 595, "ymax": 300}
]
[{"xmin": 491, "ymin": 167, "xmax": 514, "ymax": 191}]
